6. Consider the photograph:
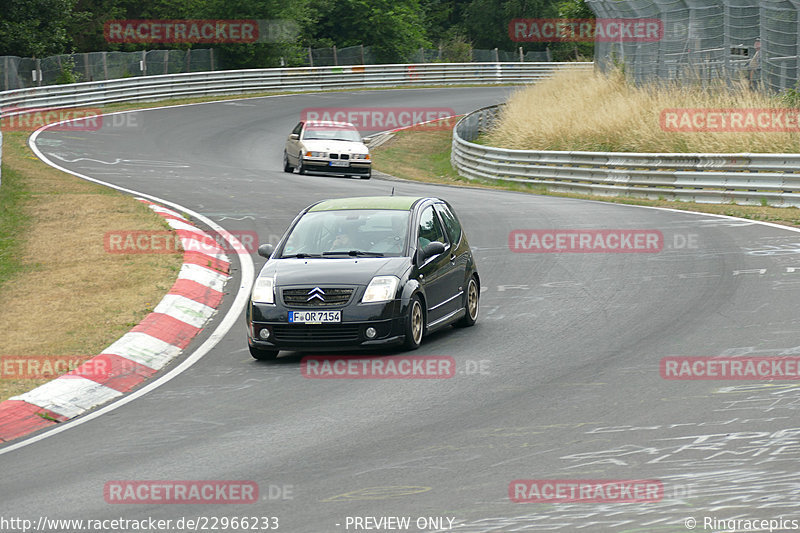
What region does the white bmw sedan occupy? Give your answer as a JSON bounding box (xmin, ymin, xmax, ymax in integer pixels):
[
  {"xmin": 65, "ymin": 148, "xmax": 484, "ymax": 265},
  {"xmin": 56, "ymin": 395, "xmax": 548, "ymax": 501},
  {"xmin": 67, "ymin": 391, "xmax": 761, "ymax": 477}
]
[{"xmin": 283, "ymin": 120, "xmax": 371, "ymax": 179}]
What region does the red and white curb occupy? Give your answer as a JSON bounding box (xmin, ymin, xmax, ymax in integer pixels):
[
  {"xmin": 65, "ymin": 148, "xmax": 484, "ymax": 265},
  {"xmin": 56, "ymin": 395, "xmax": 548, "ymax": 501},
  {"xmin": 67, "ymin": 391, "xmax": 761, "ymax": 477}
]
[{"xmin": 0, "ymin": 198, "xmax": 231, "ymax": 442}]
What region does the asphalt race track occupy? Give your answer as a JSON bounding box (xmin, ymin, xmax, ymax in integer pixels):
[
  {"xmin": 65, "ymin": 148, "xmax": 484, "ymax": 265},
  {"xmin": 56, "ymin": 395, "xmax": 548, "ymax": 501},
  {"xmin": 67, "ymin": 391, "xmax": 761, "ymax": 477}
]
[{"xmin": 3, "ymin": 87, "xmax": 800, "ymax": 532}]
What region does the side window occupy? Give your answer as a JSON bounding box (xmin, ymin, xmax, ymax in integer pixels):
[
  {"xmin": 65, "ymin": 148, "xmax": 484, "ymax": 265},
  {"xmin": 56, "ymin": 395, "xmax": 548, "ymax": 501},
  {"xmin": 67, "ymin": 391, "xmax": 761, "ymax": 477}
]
[
  {"xmin": 292, "ymin": 122, "xmax": 303, "ymax": 136},
  {"xmin": 418, "ymin": 206, "xmax": 447, "ymax": 250},
  {"xmin": 435, "ymin": 203, "xmax": 462, "ymax": 246}
]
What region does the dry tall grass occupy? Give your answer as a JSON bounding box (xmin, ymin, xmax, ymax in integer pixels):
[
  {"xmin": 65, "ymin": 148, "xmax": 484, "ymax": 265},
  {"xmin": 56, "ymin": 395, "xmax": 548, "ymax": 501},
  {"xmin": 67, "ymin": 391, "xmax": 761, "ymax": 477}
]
[{"xmin": 485, "ymin": 69, "xmax": 800, "ymax": 153}]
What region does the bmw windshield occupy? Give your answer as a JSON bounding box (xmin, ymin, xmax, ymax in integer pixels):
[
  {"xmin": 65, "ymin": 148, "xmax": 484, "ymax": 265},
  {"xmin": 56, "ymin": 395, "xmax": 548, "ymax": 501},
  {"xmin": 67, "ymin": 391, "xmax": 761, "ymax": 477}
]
[
  {"xmin": 303, "ymin": 125, "xmax": 362, "ymax": 142},
  {"xmin": 280, "ymin": 209, "xmax": 410, "ymax": 258}
]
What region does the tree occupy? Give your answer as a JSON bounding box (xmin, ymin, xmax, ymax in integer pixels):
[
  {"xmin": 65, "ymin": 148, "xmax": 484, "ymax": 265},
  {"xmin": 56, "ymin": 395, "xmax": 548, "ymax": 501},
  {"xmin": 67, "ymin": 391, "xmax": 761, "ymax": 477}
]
[
  {"xmin": 0, "ymin": 0, "xmax": 79, "ymax": 57},
  {"xmin": 461, "ymin": 0, "xmax": 556, "ymax": 50},
  {"xmin": 549, "ymin": 0, "xmax": 594, "ymax": 60},
  {"xmin": 194, "ymin": 0, "xmax": 309, "ymax": 68},
  {"xmin": 420, "ymin": 0, "xmax": 470, "ymax": 43},
  {"xmin": 305, "ymin": 0, "xmax": 429, "ymax": 63}
]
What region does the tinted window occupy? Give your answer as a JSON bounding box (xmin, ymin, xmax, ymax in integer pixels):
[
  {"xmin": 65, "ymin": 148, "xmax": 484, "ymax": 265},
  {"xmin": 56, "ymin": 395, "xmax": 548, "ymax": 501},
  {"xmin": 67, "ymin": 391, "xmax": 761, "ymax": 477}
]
[
  {"xmin": 417, "ymin": 206, "xmax": 447, "ymax": 250},
  {"xmin": 435, "ymin": 203, "xmax": 462, "ymax": 245},
  {"xmin": 292, "ymin": 122, "xmax": 303, "ymax": 135}
]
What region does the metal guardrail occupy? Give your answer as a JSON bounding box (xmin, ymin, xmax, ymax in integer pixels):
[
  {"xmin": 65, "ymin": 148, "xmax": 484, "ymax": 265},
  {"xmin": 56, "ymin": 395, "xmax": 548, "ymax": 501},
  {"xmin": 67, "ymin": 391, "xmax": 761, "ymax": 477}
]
[
  {"xmin": 452, "ymin": 105, "xmax": 800, "ymax": 207},
  {"xmin": 0, "ymin": 62, "xmax": 593, "ymax": 117}
]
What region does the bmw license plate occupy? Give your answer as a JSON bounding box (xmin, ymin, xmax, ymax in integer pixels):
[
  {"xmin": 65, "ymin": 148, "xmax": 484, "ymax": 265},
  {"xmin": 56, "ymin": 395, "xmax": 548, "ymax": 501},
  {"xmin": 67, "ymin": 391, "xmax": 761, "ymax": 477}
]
[
  {"xmin": 329, "ymin": 160, "xmax": 350, "ymax": 167},
  {"xmin": 289, "ymin": 310, "xmax": 341, "ymax": 323}
]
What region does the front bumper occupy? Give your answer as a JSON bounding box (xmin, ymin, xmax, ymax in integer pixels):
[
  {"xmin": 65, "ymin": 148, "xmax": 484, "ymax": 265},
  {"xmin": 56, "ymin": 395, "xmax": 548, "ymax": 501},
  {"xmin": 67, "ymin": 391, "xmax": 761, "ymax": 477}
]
[
  {"xmin": 248, "ymin": 298, "xmax": 405, "ymax": 352},
  {"xmin": 302, "ymin": 158, "xmax": 371, "ymax": 175}
]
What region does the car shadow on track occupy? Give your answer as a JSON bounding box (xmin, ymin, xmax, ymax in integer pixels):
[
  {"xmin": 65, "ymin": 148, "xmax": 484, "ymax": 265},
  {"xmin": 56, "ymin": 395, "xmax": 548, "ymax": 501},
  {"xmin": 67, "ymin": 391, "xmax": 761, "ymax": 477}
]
[{"xmin": 251, "ymin": 327, "xmax": 456, "ymax": 366}]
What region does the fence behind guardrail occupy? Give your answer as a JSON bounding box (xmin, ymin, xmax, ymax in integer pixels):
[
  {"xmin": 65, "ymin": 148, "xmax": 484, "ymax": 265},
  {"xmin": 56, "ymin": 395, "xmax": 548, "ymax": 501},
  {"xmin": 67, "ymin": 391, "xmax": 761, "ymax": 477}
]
[
  {"xmin": 0, "ymin": 49, "xmax": 217, "ymax": 91},
  {"xmin": 586, "ymin": 0, "xmax": 800, "ymax": 93}
]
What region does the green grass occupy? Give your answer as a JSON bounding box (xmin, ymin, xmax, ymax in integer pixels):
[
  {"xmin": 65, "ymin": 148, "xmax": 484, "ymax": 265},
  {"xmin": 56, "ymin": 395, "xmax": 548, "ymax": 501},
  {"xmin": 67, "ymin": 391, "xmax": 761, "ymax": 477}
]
[{"xmin": 0, "ymin": 161, "xmax": 31, "ymax": 290}]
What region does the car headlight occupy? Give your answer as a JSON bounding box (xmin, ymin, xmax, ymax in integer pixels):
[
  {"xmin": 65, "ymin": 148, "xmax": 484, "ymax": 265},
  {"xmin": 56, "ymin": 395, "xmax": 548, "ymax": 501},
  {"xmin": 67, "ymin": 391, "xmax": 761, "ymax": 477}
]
[
  {"xmin": 305, "ymin": 151, "xmax": 326, "ymax": 157},
  {"xmin": 252, "ymin": 275, "xmax": 275, "ymax": 304},
  {"xmin": 351, "ymin": 153, "xmax": 370, "ymax": 160},
  {"xmin": 362, "ymin": 275, "xmax": 400, "ymax": 303}
]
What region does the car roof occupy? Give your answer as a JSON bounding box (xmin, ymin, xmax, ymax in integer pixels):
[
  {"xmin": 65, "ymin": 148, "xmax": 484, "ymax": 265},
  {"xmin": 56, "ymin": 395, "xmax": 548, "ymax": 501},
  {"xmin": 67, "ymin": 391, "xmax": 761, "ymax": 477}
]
[
  {"xmin": 309, "ymin": 196, "xmax": 427, "ymax": 212},
  {"xmin": 304, "ymin": 120, "xmax": 356, "ymax": 128}
]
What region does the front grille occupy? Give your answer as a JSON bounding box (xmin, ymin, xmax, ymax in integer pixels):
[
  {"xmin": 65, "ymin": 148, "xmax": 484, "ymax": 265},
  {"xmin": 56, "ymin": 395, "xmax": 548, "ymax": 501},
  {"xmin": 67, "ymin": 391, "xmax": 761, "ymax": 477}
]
[
  {"xmin": 340, "ymin": 154, "xmax": 350, "ymax": 160},
  {"xmin": 272, "ymin": 324, "xmax": 360, "ymax": 342},
  {"xmin": 330, "ymin": 153, "xmax": 339, "ymax": 159},
  {"xmin": 282, "ymin": 287, "xmax": 354, "ymax": 307},
  {"xmin": 328, "ymin": 153, "xmax": 350, "ymax": 160}
]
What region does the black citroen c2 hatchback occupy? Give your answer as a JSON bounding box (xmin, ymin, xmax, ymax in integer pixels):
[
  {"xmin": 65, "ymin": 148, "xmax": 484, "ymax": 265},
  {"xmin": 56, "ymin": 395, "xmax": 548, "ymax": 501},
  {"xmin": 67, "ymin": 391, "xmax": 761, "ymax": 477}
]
[{"xmin": 246, "ymin": 196, "xmax": 480, "ymax": 360}]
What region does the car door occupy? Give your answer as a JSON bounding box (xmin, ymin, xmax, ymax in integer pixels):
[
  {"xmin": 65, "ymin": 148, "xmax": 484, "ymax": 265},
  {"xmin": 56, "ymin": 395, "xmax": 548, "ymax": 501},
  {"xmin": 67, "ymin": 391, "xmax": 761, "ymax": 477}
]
[
  {"xmin": 286, "ymin": 122, "xmax": 303, "ymax": 164},
  {"xmin": 416, "ymin": 205, "xmax": 456, "ymax": 325},
  {"xmin": 434, "ymin": 201, "xmax": 469, "ymax": 316}
]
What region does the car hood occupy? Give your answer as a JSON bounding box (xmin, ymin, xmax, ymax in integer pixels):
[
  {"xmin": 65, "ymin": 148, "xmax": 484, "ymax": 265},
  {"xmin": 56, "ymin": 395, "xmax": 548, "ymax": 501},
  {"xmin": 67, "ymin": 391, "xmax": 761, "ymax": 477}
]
[
  {"xmin": 259, "ymin": 257, "xmax": 411, "ymax": 286},
  {"xmin": 301, "ymin": 139, "xmax": 368, "ymax": 155}
]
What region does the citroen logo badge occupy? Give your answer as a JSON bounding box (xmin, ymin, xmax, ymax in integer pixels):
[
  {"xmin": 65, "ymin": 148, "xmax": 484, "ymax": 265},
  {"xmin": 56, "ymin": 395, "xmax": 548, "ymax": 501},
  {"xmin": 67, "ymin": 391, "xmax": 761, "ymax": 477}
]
[{"xmin": 307, "ymin": 287, "xmax": 325, "ymax": 302}]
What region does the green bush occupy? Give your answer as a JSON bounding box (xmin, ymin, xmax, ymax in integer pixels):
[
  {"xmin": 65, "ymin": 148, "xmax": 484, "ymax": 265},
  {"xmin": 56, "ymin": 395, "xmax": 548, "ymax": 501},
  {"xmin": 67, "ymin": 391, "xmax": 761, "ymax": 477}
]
[
  {"xmin": 439, "ymin": 35, "xmax": 472, "ymax": 63},
  {"xmin": 55, "ymin": 55, "xmax": 81, "ymax": 84}
]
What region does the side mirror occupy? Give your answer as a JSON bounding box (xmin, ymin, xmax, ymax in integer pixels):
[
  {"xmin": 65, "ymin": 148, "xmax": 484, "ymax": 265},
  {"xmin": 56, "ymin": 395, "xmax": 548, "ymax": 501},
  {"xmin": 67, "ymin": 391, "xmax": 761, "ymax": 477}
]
[
  {"xmin": 422, "ymin": 241, "xmax": 445, "ymax": 260},
  {"xmin": 257, "ymin": 244, "xmax": 275, "ymax": 258},
  {"xmin": 289, "ymin": 133, "xmax": 300, "ymax": 140}
]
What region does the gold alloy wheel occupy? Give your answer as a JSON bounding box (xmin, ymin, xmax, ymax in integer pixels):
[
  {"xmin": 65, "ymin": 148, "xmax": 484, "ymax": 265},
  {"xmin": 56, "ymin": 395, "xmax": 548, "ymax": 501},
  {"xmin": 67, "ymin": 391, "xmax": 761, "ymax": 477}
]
[
  {"xmin": 411, "ymin": 300, "xmax": 423, "ymax": 345},
  {"xmin": 467, "ymin": 278, "xmax": 479, "ymax": 320}
]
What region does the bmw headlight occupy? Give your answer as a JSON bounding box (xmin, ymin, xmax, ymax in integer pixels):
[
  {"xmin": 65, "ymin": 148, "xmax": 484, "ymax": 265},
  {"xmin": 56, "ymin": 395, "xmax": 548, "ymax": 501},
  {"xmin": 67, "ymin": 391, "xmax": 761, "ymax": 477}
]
[
  {"xmin": 362, "ymin": 275, "xmax": 399, "ymax": 303},
  {"xmin": 351, "ymin": 153, "xmax": 370, "ymax": 160},
  {"xmin": 305, "ymin": 151, "xmax": 326, "ymax": 157},
  {"xmin": 252, "ymin": 275, "xmax": 275, "ymax": 304}
]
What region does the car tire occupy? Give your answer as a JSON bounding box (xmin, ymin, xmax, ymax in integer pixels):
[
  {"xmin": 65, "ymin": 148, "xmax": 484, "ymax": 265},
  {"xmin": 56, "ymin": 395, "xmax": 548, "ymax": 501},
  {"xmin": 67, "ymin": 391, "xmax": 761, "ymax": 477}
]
[
  {"xmin": 360, "ymin": 169, "xmax": 371, "ymax": 180},
  {"xmin": 283, "ymin": 151, "xmax": 294, "ymax": 173},
  {"xmin": 455, "ymin": 276, "xmax": 479, "ymax": 328},
  {"xmin": 298, "ymin": 154, "xmax": 307, "ymax": 175},
  {"xmin": 403, "ymin": 295, "xmax": 424, "ymax": 350},
  {"xmin": 249, "ymin": 345, "xmax": 279, "ymax": 361}
]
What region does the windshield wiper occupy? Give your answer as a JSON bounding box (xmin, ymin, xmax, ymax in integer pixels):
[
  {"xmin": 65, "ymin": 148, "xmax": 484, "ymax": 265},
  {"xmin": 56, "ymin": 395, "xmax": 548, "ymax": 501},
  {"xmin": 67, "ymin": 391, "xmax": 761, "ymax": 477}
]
[
  {"xmin": 323, "ymin": 250, "xmax": 384, "ymax": 257},
  {"xmin": 281, "ymin": 252, "xmax": 323, "ymax": 258}
]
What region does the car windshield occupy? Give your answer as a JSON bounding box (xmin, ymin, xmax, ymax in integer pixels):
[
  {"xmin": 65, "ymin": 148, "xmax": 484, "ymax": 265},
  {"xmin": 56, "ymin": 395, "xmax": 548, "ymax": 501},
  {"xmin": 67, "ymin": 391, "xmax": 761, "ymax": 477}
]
[
  {"xmin": 303, "ymin": 125, "xmax": 362, "ymax": 142},
  {"xmin": 280, "ymin": 209, "xmax": 410, "ymax": 258}
]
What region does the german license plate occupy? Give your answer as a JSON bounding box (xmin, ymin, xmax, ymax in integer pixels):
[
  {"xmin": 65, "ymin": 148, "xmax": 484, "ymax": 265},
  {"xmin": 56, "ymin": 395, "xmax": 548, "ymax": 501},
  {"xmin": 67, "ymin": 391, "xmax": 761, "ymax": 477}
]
[
  {"xmin": 329, "ymin": 160, "xmax": 350, "ymax": 167},
  {"xmin": 289, "ymin": 310, "xmax": 341, "ymax": 323}
]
